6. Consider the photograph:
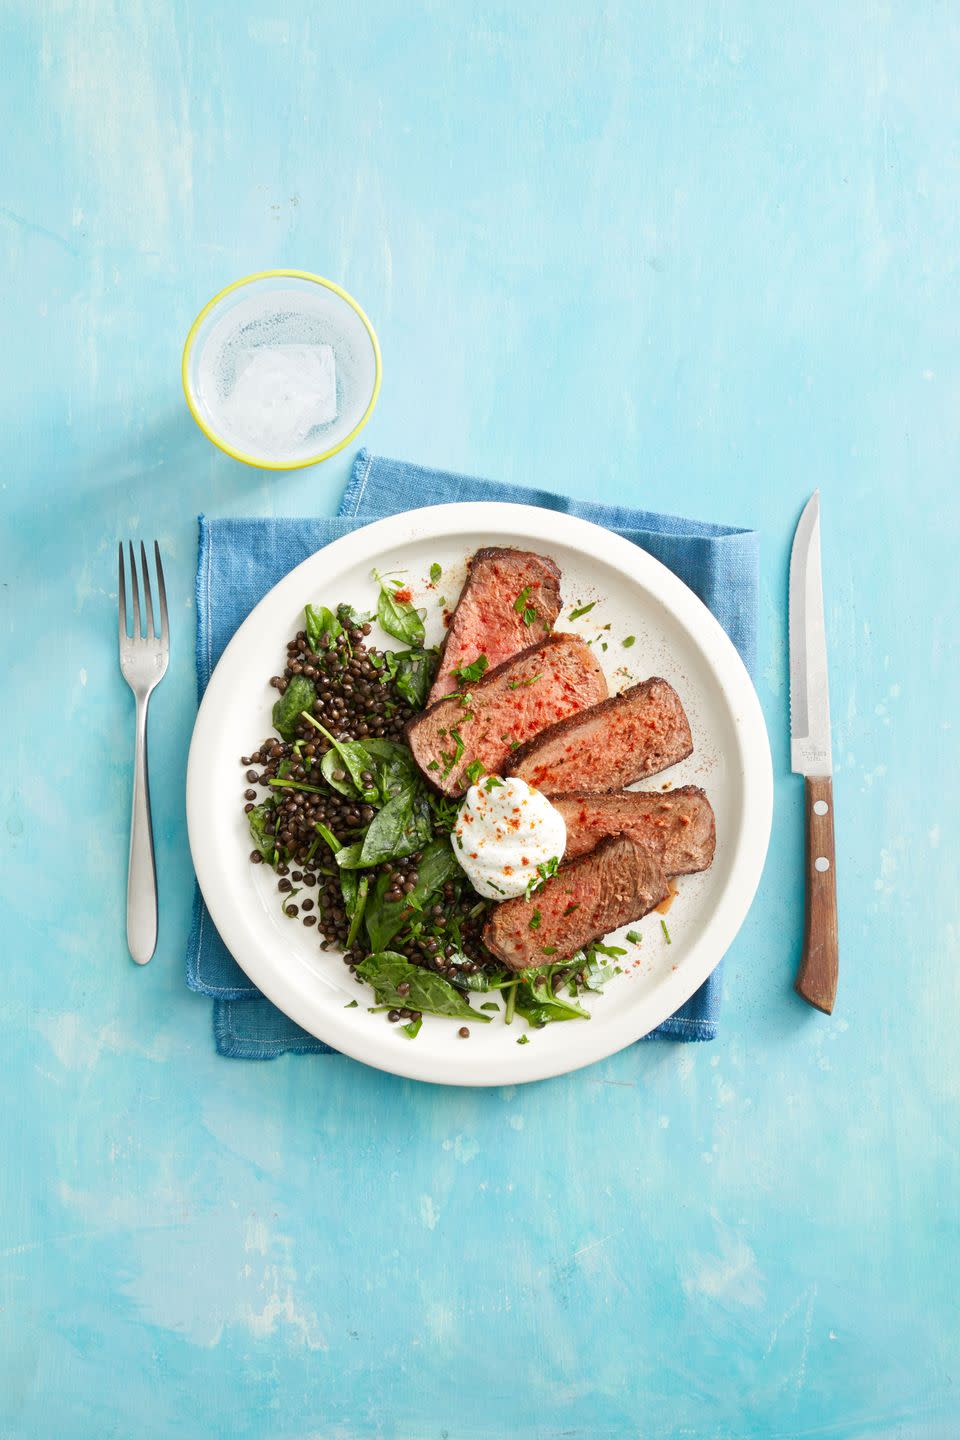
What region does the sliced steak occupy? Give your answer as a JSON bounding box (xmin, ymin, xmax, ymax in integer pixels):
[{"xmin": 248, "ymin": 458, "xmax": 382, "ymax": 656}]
[
  {"xmin": 553, "ymin": 786, "xmax": 716, "ymax": 873},
  {"xmin": 507, "ymin": 677, "xmax": 693, "ymax": 794},
  {"xmin": 406, "ymin": 633, "xmax": 607, "ymax": 797},
  {"xmin": 482, "ymin": 836, "xmax": 669, "ymax": 971},
  {"xmin": 428, "ymin": 547, "xmax": 562, "ymax": 703}
]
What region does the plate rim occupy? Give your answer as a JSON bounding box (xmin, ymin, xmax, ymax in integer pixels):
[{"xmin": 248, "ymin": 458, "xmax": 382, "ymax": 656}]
[{"xmin": 186, "ymin": 501, "xmax": 772, "ymax": 1086}]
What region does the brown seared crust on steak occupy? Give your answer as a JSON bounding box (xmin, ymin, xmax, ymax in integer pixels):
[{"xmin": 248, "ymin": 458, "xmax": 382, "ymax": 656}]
[
  {"xmin": 552, "ymin": 786, "xmax": 716, "ymax": 873},
  {"xmin": 482, "ymin": 836, "xmax": 669, "ymax": 972},
  {"xmin": 428, "ymin": 547, "xmax": 562, "ymax": 703},
  {"xmin": 406, "ymin": 633, "xmax": 607, "ymax": 797},
  {"xmin": 507, "ymin": 678, "xmax": 693, "ymax": 795}
]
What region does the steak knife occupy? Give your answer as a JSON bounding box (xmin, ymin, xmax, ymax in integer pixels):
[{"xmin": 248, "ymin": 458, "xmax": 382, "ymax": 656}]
[{"xmin": 789, "ymin": 490, "xmax": 838, "ymax": 1013}]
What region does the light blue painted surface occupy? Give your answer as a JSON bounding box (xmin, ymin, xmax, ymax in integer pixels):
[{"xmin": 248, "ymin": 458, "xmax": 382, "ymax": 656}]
[{"xmin": 1, "ymin": 4, "xmax": 957, "ymax": 1436}]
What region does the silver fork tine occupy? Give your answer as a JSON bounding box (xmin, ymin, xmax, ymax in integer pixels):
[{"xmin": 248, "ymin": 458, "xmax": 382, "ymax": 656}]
[
  {"xmin": 154, "ymin": 541, "xmax": 169, "ymax": 649},
  {"xmin": 140, "ymin": 541, "xmax": 155, "ymax": 639},
  {"xmin": 128, "ymin": 541, "xmax": 141, "ymax": 637},
  {"xmin": 118, "ymin": 542, "xmax": 127, "ymax": 642}
]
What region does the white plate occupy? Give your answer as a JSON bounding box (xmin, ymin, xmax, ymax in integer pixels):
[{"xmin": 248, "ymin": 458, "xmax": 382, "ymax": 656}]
[{"xmin": 187, "ymin": 503, "xmax": 772, "ymax": 1086}]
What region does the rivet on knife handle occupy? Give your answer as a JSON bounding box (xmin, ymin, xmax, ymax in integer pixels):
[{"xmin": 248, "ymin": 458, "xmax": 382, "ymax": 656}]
[{"xmin": 795, "ymin": 776, "xmax": 838, "ymax": 1013}]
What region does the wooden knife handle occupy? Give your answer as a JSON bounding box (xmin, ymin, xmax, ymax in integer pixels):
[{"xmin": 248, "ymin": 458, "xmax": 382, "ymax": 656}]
[{"xmin": 794, "ymin": 775, "xmax": 839, "ymax": 1014}]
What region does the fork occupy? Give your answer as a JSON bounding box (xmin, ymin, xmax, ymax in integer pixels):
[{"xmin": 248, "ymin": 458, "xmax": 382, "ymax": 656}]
[{"xmin": 118, "ymin": 542, "xmax": 169, "ymax": 964}]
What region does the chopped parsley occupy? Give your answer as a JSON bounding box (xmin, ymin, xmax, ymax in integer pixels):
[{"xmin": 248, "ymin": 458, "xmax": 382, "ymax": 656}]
[
  {"xmin": 661, "ymin": 920, "xmax": 672, "ymax": 945},
  {"xmin": 440, "ymin": 728, "xmax": 466, "ymax": 780},
  {"xmin": 563, "ymin": 901, "xmax": 581, "ymax": 918},
  {"xmin": 622, "ymin": 635, "xmax": 636, "ymax": 648},
  {"xmin": 344, "ymin": 999, "xmax": 359, "ymax": 1008},
  {"xmin": 480, "ymin": 1002, "xmax": 500, "ymax": 1012},
  {"xmin": 464, "ymin": 759, "xmax": 486, "ymax": 786},
  {"xmin": 484, "ymin": 776, "xmax": 504, "ymax": 791},
  {"xmin": 592, "ymin": 941, "xmax": 627, "ymax": 958},
  {"xmin": 508, "ymin": 673, "xmax": 542, "ymax": 690},
  {"xmin": 528, "ymin": 909, "xmax": 542, "ymax": 931},
  {"xmin": 517, "ymin": 1034, "xmax": 530, "ymax": 1045},
  {"xmin": 626, "ymin": 930, "xmax": 642, "ymax": 945},
  {"xmin": 513, "ymin": 585, "xmax": 538, "ymax": 625},
  {"xmin": 541, "ymin": 945, "xmax": 558, "ymax": 955},
  {"xmin": 429, "ymin": 562, "xmax": 442, "ymax": 583},
  {"xmin": 569, "ymin": 601, "xmax": 597, "ymax": 621},
  {"xmin": 525, "ymin": 855, "xmax": 560, "ymax": 898},
  {"xmin": 453, "ymin": 654, "xmax": 489, "ymax": 684}
]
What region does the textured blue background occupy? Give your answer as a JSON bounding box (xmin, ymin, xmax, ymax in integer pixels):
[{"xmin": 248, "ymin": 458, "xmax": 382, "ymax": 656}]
[{"xmin": 1, "ymin": 4, "xmax": 957, "ymax": 1437}]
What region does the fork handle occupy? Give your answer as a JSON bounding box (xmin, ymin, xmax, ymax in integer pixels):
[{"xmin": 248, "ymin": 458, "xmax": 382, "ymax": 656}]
[{"xmin": 127, "ymin": 693, "xmax": 157, "ymax": 964}]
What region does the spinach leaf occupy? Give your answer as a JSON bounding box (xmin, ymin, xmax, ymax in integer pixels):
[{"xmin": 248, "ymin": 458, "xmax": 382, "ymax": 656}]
[
  {"xmin": 513, "ymin": 963, "xmax": 590, "ymax": 1026},
  {"xmin": 337, "ymin": 602, "xmax": 374, "ymax": 629},
  {"xmin": 320, "ymin": 748, "xmax": 356, "ymax": 797},
  {"xmin": 450, "ymin": 967, "xmax": 513, "ymax": 993},
  {"xmin": 247, "ymin": 802, "xmax": 277, "ymax": 863},
  {"xmin": 514, "ymin": 981, "xmax": 588, "ymax": 1027},
  {"xmin": 302, "ymin": 717, "xmax": 377, "ymax": 801},
  {"xmin": 356, "ymin": 952, "xmax": 491, "ymax": 1023},
  {"xmin": 359, "ymin": 791, "xmax": 431, "ymax": 866},
  {"xmin": 373, "ymin": 571, "xmax": 426, "ymax": 645},
  {"xmin": 346, "ymin": 874, "xmax": 370, "ymax": 949},
  {"xmin": 268, "ymin": 777, "xmax": 327, "ymax": 796},
  {"xmin": 334, "ymin": 841, "xmax": 366, "ymax": 869},
  {"xmin": 304, "ymin": 603, "xmax": 342, "ymax": 653},
  {"xmin": 364, "ymin": 839, "xmax": 461, "ymax": 951},
  {"xmin": 429, "ymin": 562, "xmax": 442, "ymax": 583},
  {"xmin": 340, "ymin": 868, "xmax": 360, "ymax": 916},
  {"xmin": 271, "ymin": 675, "xmax": 316, "ymax": 740},
  {"xmin": 361, "ymin": 738, "xmax": 420, "ymax": 803},
  {"xmin": 314, "ymin": 821, "xmax": 342, "ymax": 855},
  {"xmin": 389, "ymin": 648, "xmax": 437, "ymax": 708}
]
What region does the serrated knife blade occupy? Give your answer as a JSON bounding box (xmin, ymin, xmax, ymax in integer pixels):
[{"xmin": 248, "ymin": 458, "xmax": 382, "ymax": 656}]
[
  {"xmin": 790, "ymin": 491, "xmax": 832, "ymax": 776},
  {"xmin": 788, "ymin": 491, "xmax": 838, "ymax": 1014}
]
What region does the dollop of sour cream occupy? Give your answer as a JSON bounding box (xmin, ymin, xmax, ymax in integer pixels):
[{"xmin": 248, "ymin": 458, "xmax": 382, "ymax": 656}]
[{"xmin": 452, "ymin": 776, "xmax": 566, "ymax": 899}]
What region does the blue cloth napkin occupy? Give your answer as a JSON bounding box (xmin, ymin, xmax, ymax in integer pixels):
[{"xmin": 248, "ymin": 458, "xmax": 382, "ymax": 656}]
[{"xmin": 188, "ymin": 449, "xmax": 758, "ymax": 1059}]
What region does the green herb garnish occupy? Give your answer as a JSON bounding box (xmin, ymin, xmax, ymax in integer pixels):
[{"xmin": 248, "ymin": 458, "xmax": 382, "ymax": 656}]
[
  {"xmin": 464, "ymin": 759, "xmax": 486, "ymax": 786},
  {"xmin": 568, "ymin": 602, "xmax": 597, "ymax": 621},
  {"xmin": 440, "ymin": 727, "xmax": 466, "ymax": 780},
  {"xmin": 517, "ymin": 1034, "xmax": 530, "ymax": 1045},
  {"xmin": 528, "ymin": 909, "xmax": 542, "ymax": 931},
  {"xmin": 661, "ymin": 920, "xmax": 672, "ymax": 945},
  {"xmin": 623, "ymin": 635, "xmax": 636, "ymax": 648},
  {"xmin": 626, "ymin": 930, "xmax": 642, "ymax": 945},
  {"xmin": 525, "ymin": 855, "xmax": 559, "ymax": 898},
  {"xmin": 508, "ymin": 673, "xmax": 542, "ymax": 690},
  {"xmin": 453, "ymin": 654, "xmax": 489, "ymax": 685},
  {"xmin": 429, "ymin": 562, "xmax": 442, "ymax": 583}
]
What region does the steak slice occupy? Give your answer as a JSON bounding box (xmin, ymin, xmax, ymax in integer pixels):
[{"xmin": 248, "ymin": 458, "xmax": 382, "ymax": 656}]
[
  {"xmin": 428, "ymin": 547, "xmax": 562, "ymax": 704},
  {"xmin": 552, "ymin": 786, "xmax": 716, "ymax": 873},
  {"xmin": 482, "ymin": 836, "xmax": 669, "ymax": 972},
  {"xmin": 406, "ymin": 633, "xmax": 607, "ymax": 797},
  {"xmin": 507, "ymin": 677, "xmax": 693, "ymax": 794}
]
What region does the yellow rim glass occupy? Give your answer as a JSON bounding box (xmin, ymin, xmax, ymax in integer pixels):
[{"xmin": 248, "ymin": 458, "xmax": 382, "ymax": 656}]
[{"xmin": 181, "ymin": 269, "xmax": 382, "ymax": 470}]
